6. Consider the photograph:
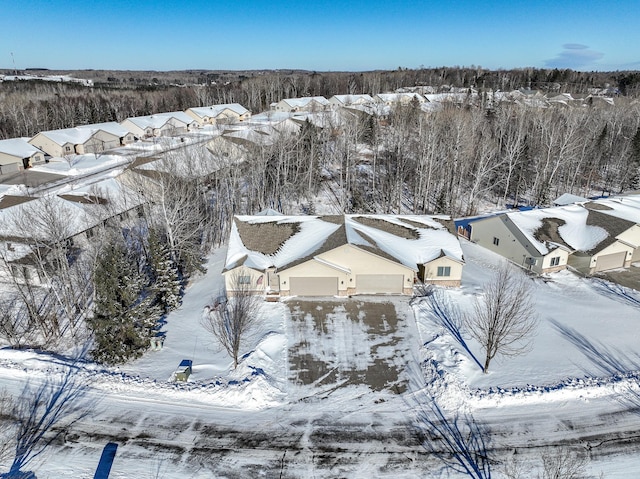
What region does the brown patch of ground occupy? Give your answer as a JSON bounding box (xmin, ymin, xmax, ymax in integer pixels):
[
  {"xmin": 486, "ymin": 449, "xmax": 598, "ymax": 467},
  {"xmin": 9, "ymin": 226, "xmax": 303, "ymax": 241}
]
[{"xmin": 287, "ymin": 299, "xmax": 408, "ymax": 394}]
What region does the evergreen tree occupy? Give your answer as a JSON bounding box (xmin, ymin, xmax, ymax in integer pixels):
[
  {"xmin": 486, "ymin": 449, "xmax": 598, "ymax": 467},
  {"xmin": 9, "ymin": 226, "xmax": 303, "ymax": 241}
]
[
  {"xmin": 88, "ymin": 238, "xmax": 160, "ymax": 365},
  {"xmin": 147, "ymin": 230, "xmax": 182, "ymax": 314}
]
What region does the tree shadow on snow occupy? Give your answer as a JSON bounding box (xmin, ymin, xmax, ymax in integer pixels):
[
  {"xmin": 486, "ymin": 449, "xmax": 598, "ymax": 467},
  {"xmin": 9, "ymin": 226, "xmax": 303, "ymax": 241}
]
[
  {"xmin": 550, "ymin": 319, "xmax": 640, "ymax": 377},
  {"xmin": 413, "ymin": 286, "xmax": 484, "ymax": 372}
]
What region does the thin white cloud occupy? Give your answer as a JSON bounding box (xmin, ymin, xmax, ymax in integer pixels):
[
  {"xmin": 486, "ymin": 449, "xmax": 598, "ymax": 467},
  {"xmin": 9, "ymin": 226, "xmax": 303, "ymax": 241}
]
[{"xmin": 545, "ymin": 44, "xmax": 604, "ymax": 69}]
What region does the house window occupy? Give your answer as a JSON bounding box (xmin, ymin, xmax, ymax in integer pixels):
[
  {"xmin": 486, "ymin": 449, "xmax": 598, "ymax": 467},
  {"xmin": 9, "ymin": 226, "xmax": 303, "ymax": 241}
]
[
  {"xmin": 550, "ymin": 256, "xmax": 561, "ymax": 266},
  {"xmin": 437, "ymin": 266, "xmax": 451, "ymax": 277},
  {"xmin": 237, "ymin": 275, "xmax": 251, "ymax": 284},
  {"xmin": 493, "ymin": 237, "xmax": 500, "ymax": 246},
  {"xmin": 65, "ymin": 146, "xmax": 72, "ymax": 152}
]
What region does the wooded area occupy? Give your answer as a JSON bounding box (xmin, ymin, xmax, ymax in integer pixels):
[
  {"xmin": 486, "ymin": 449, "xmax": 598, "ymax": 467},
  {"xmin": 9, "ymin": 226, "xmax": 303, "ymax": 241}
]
[{"xmin": 1, "ymin": 66, "xmax": 639, "ymax": 362}]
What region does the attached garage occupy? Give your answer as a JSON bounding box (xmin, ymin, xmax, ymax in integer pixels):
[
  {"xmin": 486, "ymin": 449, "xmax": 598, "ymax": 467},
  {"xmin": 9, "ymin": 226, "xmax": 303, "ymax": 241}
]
[
  {"xmin": 289, "ymin": 277, "xmax": 338, "ymax": 296},
  {"xmin": 594, "ymin": 251, "xmax": 626, "ymax": 272},
  {"xmin": 356, "ymin": 274, "xmax": 404, "ymax": 294}
]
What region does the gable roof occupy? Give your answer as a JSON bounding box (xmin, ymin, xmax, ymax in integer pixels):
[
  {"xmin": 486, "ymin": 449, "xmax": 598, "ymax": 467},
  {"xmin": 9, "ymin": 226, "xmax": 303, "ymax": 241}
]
[
  {"xmin": 124, "ymin": 111, "xmax": 196, "ymax": 130},
  {"xmin": 280, "ymin": 96, "xmax": 330, "ymax": 108},
  {"xmin": 0, "ymin": 138, "xmax": 43, "ymax": 159},
  {"xmin": 188, "ymin": 103, "xmax": 249, "ymax": 119},
  {"xmin": 330, "ymin": 94, "xmax": 374, "ymax": 105},
  {"xmin": 224, "ymin": 214, "xmax": 464, "ymax": 273},
  {"xmin": 503, "ymin": 204, "xmax": 635, "ymax": 255},
  {"xmin": 583, "ymin": 195, "xmax": 640, "ymax": 224}
]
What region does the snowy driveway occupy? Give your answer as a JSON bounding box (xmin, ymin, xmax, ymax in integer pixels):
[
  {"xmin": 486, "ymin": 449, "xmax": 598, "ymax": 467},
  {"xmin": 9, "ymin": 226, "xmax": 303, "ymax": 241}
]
[{"xmin": 287, "ymin": 298, "xmax": 413, "ymax": 395}]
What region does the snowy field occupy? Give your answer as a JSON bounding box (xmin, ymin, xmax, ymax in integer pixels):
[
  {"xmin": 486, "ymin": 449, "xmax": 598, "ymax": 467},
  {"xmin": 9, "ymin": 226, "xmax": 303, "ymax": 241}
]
[{"xmin": 1, "ymin": 241, "xmax": 639, "ymax": 477}]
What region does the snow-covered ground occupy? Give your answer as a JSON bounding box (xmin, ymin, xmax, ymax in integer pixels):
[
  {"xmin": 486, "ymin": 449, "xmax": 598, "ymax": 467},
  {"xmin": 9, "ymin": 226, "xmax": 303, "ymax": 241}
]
[{"xmin": 1, "ymin": 241, "xmax": 639, "ymax": 477}]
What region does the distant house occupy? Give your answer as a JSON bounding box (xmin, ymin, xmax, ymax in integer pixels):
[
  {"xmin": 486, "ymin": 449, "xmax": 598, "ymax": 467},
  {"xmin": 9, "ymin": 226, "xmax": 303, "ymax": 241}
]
[
  {"xmin": 0, "ymin": 178, "xmax": 145, "ymax": 285},
  {"xmin": 468, "ymin": 204, "xmax": 639, "ymax": 275},
  {"xmin": 0, "ymin": 138, "xmax": 46, "ymax": 174},
  {"xmin": 28, "ymin": 122, "xmax": 131, "ymax": 158},
  {"xmin": 185, "ymin": 103, "xmax": 251, "ymax": 125},
  {"xmin": 121, "ymin": 112, "xmax": 198, "ymax": 139},
  {"xmin": 272, "ymin": 96, "xmax": 330, "ymax": 113},
  {"xmin": 553, "ymin": 193, "xmax": 588, "ymax": 206},
  {"xmin": 373, "ymin": 92, "xmax": 426, "ymax": 106},
  {"xmin": 328, "ymin": 94, "xmax": 375, "ymax": 108},
  {"xmin": 223, "ymin": 214, "xmax": 464, "ymax": 298}
]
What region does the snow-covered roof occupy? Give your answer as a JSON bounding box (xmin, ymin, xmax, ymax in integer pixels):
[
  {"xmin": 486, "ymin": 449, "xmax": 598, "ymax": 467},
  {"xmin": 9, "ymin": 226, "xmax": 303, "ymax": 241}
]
[
  {"xmin": 250, "ymin": 111, "xmax": 296, "ymax": 124},
  {"xmin": 584, "ymin": 195, "xmax": 640, "ymax": 224},
  {"xmin": 0, "ymin": 194, "xmax": 93, "ymax": 242},
  {"xmin": 0, "ymin": 138, "xmax": 43, "ymax": 158},
  {"xmin": 125, "ymin": 111, "xmax": 196, "ymax": 129},
  {"xmin": 553, "ymin": 193, "xmax": 588, "ymax": 206},
  {"xmin": 330, "ymin": 94, "xmax": 374, "ymax": 105},
  {"xmin": 34, "ymin": 128, "xmax": 97, "ymax": 146},
  {"xmin": 32, "ymin": 122, "xmax": 129, "ymax": 147},
  {"xmin": 375, "ymin": 92, "xmax": 425, "ymax": 103},
  {"xmin": 224, "ymin": 214, "xmax": 463, "ymax": 272},
  {"xmin": 78, "ymin": 122, "xmax": 131, "ymax": 138},
  {"xmin": 0, "ymin": 178, "xmax": 144, "ymax": 243},
  {"xmin": 504, "ymin": 204, "xmax": 633, "ymax": 255},
  {"xmin": 281, "ymin": 96, "xmax": 329, "ymax": 108},
  {"xmin": 188, "ymin": 103, "xmax": 249, "ymax": 118}
]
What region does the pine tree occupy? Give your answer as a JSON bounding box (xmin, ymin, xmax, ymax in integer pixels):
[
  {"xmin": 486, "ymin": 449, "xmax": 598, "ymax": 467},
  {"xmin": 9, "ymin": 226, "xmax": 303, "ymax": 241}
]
[
  {"xmin": 147, "ymin": 230, "xmax": 182, "ymax": 314},
  {"xmin": 88, "ymin": 238, "xmax": 160, "ymax": 365}
]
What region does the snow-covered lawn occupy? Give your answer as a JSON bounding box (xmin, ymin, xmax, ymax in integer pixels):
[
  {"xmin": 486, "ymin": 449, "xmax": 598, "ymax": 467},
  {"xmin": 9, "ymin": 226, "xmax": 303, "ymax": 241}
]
[{"xmin": 1, "ymin": 240, "xmax": 640, "ymax": 477}]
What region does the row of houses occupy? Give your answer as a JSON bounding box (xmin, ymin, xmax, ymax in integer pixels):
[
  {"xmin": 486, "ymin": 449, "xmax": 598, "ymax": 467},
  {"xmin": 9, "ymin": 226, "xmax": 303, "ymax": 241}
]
[
  {"xmin": 271, "ymin": 93, "xmax": 426, "ymax": 113},
  {"xmin": 272, "ymin": 88, "xmax": 618, "ymax": 114},
  {"xmin": 0, "ymin": 103, "xmax": 252, "ymax": 174},
  {"xmin": 459, "ymin": 195, "xmax": 640, "ymax": 275},
  {"xmin": 221, "ymin": 194, "xmax": 640, "ymax": 299}
]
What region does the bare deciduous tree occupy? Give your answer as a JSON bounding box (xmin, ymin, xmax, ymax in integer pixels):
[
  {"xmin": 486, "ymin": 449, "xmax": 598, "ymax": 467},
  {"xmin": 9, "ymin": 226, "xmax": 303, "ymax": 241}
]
[
  {"xmin": 465, "ymin": 262, "xmax": 538, "ymax": 373},
  {"xmin": 540, "ymin": 447, "xmax": 588, "ymax": 479},
  {"xmin": 201, "ymin": 272, "xmax": 262, "ymax": 368}
]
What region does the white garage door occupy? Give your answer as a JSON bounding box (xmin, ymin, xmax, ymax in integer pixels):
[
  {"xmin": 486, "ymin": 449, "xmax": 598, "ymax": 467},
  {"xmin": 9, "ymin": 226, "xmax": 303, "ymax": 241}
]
[
  {"xmin": 356, "ymin": 274, "xmax": 404, "ymax": 294},
  {"xmin": 594, "ymin": 251, "xmax": 627, "ymax": 272},
  {"xmin": 289, "ymin": 277, "xmax": 338, "ymax": 296}
]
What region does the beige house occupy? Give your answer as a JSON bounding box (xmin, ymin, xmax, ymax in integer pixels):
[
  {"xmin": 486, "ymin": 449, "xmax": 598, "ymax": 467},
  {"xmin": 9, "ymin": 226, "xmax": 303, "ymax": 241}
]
[
  {"xmin": 328, "ymin": 94, "xmax": 375, "ymax": 108},
  {"xmin": 185, "ymin": 103, "xmax": 251, "ymax": 125},
  {"xmin": 29, "ymin": 124, "xmax": 129, "ymax": 158},
  {"xmin": 374, "ymin": 92, "xmax": 426, "ymax": 106},
  {"xmin": 223, "ymin": 214, "xmax": 464, "ymax": 298},
  {"xmin": 0, "ymin": 138, "xmax": 46, "ymax": 174},
  {"xmin": 272, "ymin": 96, "xmax": 330, "ymax": 113},
  {"xmin": 121, "ymin": 112, "xmax": 198, "ymax": 139}
]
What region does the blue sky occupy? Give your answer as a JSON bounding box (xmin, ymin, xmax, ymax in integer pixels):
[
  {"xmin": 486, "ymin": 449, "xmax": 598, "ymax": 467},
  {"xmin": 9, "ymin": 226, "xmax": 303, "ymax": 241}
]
[{"xmin": 1, "ymin": 0, "xmax": 638, "ymax": 71}]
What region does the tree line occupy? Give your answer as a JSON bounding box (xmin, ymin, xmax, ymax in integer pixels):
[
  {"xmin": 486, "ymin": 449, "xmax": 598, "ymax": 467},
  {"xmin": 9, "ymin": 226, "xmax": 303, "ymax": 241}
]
[{"xmin": 2, "ymin": 66, "xmax": 640, "ymax": 139}]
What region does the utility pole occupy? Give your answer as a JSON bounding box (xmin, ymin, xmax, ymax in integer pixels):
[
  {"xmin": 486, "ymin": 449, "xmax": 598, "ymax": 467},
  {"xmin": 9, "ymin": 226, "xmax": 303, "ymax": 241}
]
[{"xmin": 10, "ymin": 52, "xmax": 18, "ymax": 74}]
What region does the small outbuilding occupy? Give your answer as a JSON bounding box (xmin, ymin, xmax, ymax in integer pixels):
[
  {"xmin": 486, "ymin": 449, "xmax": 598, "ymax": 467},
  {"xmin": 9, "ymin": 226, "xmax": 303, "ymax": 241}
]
[{"xmin": 174, "ymin": 359, "xmax": 193, "ymax": 382}]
